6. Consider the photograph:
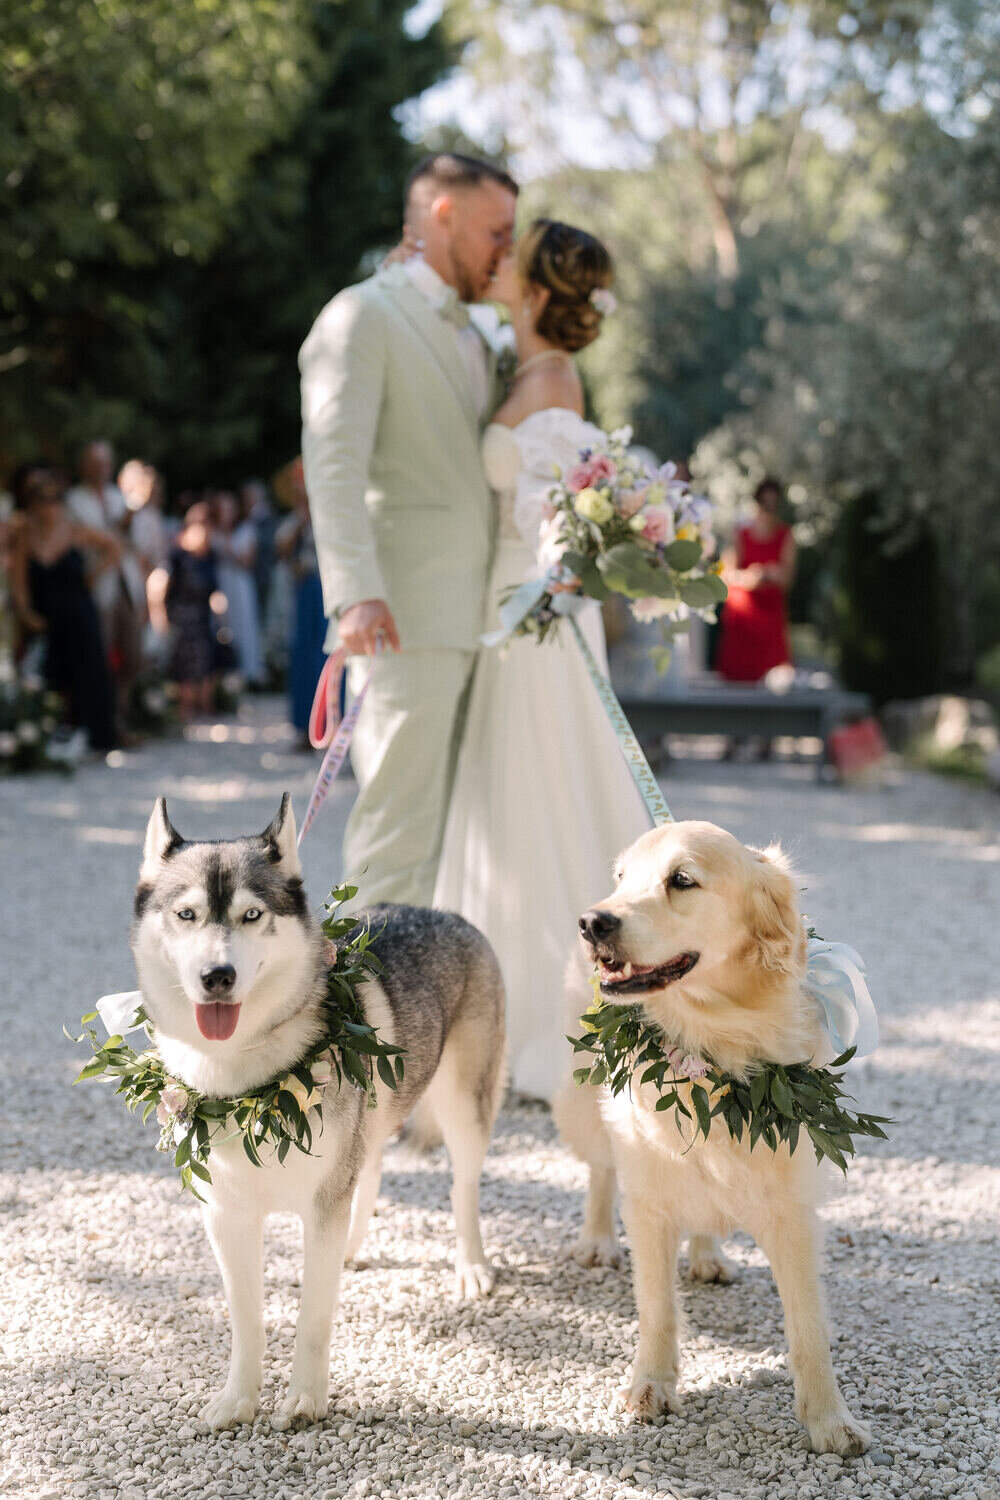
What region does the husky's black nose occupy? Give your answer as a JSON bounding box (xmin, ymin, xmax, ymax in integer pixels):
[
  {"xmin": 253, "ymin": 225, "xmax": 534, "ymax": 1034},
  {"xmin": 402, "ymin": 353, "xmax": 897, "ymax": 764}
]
[
  {"xmin": 579, "ymin": 909, "xmax": 621, "ymax": 944},
  {"xmin": 200, "ymin": 963, "xmax": 236, "ymax": 995}
]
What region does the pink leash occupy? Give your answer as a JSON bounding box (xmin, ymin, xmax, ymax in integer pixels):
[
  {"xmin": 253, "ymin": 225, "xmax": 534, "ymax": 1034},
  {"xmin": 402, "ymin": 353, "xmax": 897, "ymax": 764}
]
[{"xmin": 297, "ymin": 640, "xmax": 382, "ymax": 847}]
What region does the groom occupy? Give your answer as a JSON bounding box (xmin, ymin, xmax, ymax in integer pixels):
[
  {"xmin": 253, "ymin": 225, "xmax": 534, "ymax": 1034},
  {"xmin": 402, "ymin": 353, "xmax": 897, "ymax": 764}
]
[{"xmin": 300, "ymin": 154, "xmax": 518, "ymax": 904}]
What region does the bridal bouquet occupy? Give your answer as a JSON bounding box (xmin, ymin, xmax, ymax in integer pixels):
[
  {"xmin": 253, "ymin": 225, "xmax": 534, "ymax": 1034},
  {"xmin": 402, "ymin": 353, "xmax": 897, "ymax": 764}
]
[{"xmin": 491, "ymin": 427, "xmax": 726, "ymax": 661}]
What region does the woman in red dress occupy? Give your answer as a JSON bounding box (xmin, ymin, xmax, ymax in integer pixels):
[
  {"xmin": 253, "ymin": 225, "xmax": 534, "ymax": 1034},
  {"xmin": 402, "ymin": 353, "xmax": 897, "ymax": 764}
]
[{"xmin": 716, "ymin": 477, "xmax": 796, "ymax": 682}]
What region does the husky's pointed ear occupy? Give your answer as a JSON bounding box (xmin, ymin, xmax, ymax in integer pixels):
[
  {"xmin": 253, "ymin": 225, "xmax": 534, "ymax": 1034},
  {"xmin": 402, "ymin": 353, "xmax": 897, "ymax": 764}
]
[
  {"xmin": 744, "ymin": 843, "xmax": 805, "ymax": 975},
  {"xmin": 140, "ymin": 797, "xmax": 184, "ymax": 880},
  {"xmin": 262, "ymin": 792, "xmax": 300, "ymax": 874}
]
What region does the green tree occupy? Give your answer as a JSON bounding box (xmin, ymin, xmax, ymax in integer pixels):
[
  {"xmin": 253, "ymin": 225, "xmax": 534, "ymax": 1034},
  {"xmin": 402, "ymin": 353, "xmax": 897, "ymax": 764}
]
[
  {"xmin": 0, "ymin": 0, "xmax": 450, "ymax": 480},
  {"xmin": 0, "ymin": 0, "xmax": 314, "ymax": 459}
]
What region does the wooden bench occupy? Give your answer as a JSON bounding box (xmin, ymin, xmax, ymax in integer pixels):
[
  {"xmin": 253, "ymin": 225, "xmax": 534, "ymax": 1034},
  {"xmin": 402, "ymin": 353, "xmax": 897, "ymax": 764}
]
[{"xmin": 616, "ymin": 680, "xmax": 872, "ymax": 780}]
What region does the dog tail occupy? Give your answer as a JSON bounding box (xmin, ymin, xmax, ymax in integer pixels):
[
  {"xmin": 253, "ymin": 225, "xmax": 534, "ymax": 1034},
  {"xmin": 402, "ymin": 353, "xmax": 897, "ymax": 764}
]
[{"xmin": 404, "ymin": 1096, "xmax": 443, "ymax": 1152}]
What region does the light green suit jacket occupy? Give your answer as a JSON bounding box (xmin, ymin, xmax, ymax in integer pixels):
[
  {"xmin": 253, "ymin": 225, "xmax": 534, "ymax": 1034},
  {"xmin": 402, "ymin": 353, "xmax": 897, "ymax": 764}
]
[{"xmin": 300, "ymin": 264, "xmax": 502, "ymax": 653}]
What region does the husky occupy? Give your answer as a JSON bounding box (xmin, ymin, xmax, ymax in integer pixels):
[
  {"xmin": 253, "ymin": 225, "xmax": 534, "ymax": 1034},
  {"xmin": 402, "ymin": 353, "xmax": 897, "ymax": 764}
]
[{"xmin": 132, "ymin": 793, "xmax": 506, "ymax": 1430}]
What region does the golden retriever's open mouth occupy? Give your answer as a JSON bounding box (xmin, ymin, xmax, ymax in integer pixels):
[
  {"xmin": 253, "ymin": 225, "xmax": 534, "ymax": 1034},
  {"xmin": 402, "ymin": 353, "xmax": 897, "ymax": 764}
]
[{"xmin": 597, "ymin": 951, "xmax": 700, "ymax": 996}]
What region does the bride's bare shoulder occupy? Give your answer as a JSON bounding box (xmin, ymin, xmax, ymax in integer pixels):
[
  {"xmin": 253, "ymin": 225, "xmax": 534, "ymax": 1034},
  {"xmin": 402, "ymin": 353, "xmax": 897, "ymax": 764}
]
[{"xmin": 492, "ymin": 360, "xmax": 584, "ymax": 428}]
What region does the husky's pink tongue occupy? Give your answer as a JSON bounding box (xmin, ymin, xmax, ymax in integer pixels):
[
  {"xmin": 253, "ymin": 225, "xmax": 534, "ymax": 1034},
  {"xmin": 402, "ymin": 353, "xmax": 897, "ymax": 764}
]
[{"xmin": 195, "ymin": 1002, "xmax": 241, "ymax": 1041}]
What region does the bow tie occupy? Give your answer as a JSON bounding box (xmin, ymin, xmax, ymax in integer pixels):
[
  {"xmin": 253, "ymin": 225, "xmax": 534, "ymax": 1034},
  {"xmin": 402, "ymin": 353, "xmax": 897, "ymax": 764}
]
[{"xmin": 436, "ymin": 286, "xmax": 471, "ymax": 330}]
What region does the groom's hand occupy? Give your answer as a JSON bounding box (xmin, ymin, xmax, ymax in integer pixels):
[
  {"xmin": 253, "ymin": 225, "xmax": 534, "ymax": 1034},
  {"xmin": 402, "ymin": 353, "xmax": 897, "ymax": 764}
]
[{"xmin": 338, "ymin": 599, "xmax": 401, "ymax": 655}]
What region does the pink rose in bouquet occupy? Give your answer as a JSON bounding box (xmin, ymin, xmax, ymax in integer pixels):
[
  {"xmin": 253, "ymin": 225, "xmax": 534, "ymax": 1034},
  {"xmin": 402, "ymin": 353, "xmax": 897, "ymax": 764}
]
[
  {"xmin": 641, "ymin": 507, "xmax": 675, "ymax": 546},
  {"xmin": 565, "ymin": 454, "xmax": 617, "ymax": 492}
]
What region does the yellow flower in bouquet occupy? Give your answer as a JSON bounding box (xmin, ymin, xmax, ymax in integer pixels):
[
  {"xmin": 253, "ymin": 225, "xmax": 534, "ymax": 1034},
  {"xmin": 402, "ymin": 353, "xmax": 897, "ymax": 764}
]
[{"xmin": 574, "ymin": 487, "xmax": 614, "ymax": 524}]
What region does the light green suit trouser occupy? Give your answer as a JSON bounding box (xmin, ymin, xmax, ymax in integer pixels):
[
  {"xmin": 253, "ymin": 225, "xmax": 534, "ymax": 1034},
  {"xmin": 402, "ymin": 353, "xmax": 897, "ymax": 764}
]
[{"xmin": 343, "ymin": 649, "xmax": 476, "ymax": 907}]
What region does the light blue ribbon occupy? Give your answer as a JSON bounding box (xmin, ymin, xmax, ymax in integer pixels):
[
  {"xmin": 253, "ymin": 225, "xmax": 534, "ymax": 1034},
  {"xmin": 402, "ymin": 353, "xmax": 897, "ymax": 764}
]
[
  {"xmin": 481, "ymin": 576, "xmax": 549, "ymax": 647},
  {"xmin": 805, "ymin": 938, "xmax": 879, "ymax": 1060}
]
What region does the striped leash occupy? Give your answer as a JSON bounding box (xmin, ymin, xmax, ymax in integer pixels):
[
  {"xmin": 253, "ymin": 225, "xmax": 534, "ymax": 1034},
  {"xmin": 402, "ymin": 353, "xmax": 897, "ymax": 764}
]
[
  {"xmin": 298, "ymin": 639, "xmax": 383, "ymax": 847},
  {"xmin": 568, "ymin": 616, "xmax": 674, "ymax": 828}
]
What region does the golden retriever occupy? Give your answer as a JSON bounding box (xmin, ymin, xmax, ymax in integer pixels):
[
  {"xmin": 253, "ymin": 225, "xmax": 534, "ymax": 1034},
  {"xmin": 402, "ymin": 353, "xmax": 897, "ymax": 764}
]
[{"xmin": 553, "ymin": 819, "xmax": 871, "ymax": 1457}]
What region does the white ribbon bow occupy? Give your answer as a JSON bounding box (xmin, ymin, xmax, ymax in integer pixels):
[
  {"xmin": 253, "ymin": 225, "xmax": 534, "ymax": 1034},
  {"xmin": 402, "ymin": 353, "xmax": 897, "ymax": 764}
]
[
  {"xmin": 95, "ymin": 990, "xmax": 145, "ymax": 1036},
  {"xmin": 805, "ymin": 938, "xmax": 879, "ymax": 1063}
]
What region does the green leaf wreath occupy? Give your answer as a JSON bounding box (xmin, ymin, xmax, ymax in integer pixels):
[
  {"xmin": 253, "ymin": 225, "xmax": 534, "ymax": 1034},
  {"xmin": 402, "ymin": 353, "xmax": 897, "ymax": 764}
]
[
  {"xmin": 570, "ymin": 994, "xmax": 890, "ymax": 1174},
  {"xmin": 70, "ymin": 883, "xmax": 404, "ymax": 1199}
]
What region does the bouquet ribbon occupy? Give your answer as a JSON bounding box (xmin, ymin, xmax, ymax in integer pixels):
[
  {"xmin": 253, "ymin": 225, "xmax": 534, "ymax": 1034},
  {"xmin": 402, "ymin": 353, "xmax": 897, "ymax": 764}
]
[
  {"xmin": 298, "ymin": 641, "xmax": 383, "ymax": 847},
  {"xmin": 567, "ymin": 616, "xmax": 675, "ymax": 827},
  {"xmin": 804, "ymin": 939, "xmax": 879, "ymax": 1060},
  {"xmin": 481, "ymin": 573, "xmax": 590, "ymax": 648}
]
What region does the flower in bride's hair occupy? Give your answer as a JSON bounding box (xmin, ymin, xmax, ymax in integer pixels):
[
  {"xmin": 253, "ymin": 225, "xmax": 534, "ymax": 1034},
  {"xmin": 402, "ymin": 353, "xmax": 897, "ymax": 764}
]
[
  {"xmin": 574, "ymin": 487, "xmax": 614, "ymax": 525},
  {"xmin": 589, "ymin": 287, "xmax": 618, "ymax": 316}
]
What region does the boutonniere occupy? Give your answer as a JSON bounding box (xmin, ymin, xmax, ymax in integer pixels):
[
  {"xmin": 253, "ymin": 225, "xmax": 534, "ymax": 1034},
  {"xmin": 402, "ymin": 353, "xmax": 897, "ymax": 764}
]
[{"xmin": 69, "ymin": 884, "xmax": 405, "ymax": 1199}]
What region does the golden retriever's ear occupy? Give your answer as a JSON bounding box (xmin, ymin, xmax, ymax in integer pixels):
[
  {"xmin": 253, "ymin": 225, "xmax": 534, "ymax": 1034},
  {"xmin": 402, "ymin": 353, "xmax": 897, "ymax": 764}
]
[{"xmin": 744, "ymin": 844, "xmax": 804, "ymax": 974}]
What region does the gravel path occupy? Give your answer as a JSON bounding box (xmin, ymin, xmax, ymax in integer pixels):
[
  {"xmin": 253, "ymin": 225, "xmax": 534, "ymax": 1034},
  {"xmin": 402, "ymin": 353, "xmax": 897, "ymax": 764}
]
[{"xmin": 2, "ymin": 698, "xmax": 999, "ymax": 1500}]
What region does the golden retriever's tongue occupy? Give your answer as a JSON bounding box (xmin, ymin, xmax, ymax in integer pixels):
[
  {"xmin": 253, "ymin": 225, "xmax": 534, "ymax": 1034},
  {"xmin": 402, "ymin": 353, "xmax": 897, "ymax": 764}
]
[{"xmin": 195, "ymin": 1002, "xmax": 241, "ymax": 1041}]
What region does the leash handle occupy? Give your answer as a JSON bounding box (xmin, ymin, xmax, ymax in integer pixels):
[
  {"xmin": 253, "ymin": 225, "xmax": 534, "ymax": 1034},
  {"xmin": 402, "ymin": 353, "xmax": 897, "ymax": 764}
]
[
  {"xmin": 298, "ymin": 640, "xmax": 383, "ymax": 847},
  {"xmin": 568, "ymin": 616, "xmax": 674, "ymax": 828}
]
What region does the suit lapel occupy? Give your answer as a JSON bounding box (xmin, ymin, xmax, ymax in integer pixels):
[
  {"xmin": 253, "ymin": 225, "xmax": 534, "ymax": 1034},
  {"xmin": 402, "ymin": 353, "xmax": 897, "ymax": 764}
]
[{"xmin": 378, "ymin": 266, "xmax": 477, "ymax": 425}]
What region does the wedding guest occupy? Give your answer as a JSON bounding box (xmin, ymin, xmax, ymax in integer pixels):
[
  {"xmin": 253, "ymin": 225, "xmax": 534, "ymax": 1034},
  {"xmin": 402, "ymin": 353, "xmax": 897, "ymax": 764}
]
[
  {"xmin": 240, "ymin": 479, "xmax": 278, "ymax": 621},
  {"xmin": 212, "ymin": 490, "xmax": 264, "ymax": 687},
  {"xmin": 275, "ymin": 463, "xmax": 326, "ymax": 750},
  {"xmin": 165, "ymin": 501, "xmax": 219, "ymax": 721},
  {"xmin": 118, "ymin": 459, "xmax": 168, "ymax": 576},
  {"xmin": 7, "ymin": 465, "xmax": 117, "ymax": 751},
  {"xmin": 66, "ymin": 439, "xmax": 146, "ymax": 736},
  {"xmin": 716, "ymin": 477, "xmax": 796, "ymax": 683}
]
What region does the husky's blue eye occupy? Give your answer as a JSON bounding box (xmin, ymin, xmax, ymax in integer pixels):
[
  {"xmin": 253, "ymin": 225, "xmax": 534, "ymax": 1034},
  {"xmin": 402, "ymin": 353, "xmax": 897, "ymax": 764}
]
[
  {"xmin": 177, "ymin": 908, "xmax": 196, "ymax": 921},
  {"xmin": 243, "ymin": 908, "xmax": 263, "ymax": 923}
]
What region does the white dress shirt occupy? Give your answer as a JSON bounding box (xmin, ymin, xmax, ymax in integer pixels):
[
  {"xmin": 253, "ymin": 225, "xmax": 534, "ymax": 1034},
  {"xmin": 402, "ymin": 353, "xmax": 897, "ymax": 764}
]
[{"xmin": 404, "ymin": 257, "xmax": 489, "ymax": 419}]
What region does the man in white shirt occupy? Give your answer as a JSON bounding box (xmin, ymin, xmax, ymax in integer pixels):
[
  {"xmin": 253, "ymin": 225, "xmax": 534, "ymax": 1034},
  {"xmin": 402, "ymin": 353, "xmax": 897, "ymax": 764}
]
[{"xmin": 301, "ymin": 154, "xmax": 517, "ymax": 904}]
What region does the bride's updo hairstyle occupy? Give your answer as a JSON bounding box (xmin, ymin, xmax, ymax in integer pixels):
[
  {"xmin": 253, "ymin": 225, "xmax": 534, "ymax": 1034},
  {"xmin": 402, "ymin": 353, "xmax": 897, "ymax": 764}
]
[{"xmin": 517, "ymin": 218, "xmax": 613, "ymax": 353}]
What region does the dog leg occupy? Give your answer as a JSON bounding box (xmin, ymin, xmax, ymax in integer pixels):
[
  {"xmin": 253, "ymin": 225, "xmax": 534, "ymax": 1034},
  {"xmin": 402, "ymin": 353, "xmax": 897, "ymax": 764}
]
[
  {"xmin": 441, "ymin": 1108, "xmax": 495, "ymax": 1300},
  {"xmin": 619, "ymin": 1194, "xmax": 683, "ymax": 1422},
  {"xmin": 573, "ymin": 1163, "xmax": 623, "ymax": 1269},
  {"xmin": 274, "ymin": 1194, "xmax": 352, "ymax": 1428},
  {"xmin": 686, "ymin": 1233, "xmax": 738, "ymax": 1284},
  {"xmin": 752, "ymin": 1208, "xmax": 871, "ymax": 1456},
  {"xmin": 345, "ymin": 1150, "xmax": 383, "ymax": 1266},
  {"xmin": 552, "ymin": 1076, "xmax": 622, "ymax": 1268},
  {"xmin": 200, "ymin": 1205, "xmax": 265, "ymax": 1430}
]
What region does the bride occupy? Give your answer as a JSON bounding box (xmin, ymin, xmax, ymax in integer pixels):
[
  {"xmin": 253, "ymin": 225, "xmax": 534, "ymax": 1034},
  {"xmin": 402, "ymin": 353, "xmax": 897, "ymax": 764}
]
[{"xmin": 434, "ymin": 218, "xmax": 653, "ymax": 1102}]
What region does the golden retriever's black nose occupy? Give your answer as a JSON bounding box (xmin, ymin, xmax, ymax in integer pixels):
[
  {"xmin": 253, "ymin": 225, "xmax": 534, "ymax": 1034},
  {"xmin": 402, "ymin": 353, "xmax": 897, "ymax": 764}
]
[
  {"xmin": 579, "ymin": 909, "xmax": 621, "ymax": 944},
  {"xmin": 201, "ymin": 963, "xmax": 236, "ymax": 995}
]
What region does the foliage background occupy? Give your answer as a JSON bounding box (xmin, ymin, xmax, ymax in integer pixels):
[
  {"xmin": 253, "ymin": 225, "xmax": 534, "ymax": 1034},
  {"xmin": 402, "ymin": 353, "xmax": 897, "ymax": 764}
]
[{"xmin": 3, "ymin": 0, "xmax": 998, "ymax": 691}]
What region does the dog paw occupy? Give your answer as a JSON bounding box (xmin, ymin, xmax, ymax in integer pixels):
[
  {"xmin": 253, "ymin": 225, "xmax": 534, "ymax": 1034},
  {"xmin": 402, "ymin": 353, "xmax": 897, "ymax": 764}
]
[
  {"xmin": 199, "ymin": 1387, "xmax": 259, "ymax": 1430},
  {"xmin": 272, "ymin": 1385, "xmax": 329, "ymax": 1430},
  {"xmin": 686, "ymin": 1244, "xmax": 738, "ymax": 1284},
  {"xmin": 806, "ymin": 1408, "xmax": 871, "ymax": 1456},
  {"xmin": 620, "ymin": 1376, "xmax": 682, "ymax": 1423},
  {"xmin": 569, "ymin": 1234, "xmax": 623, "ymax": 1270},
  {"xmin": 455, "ymin": 1259, "xmax": 496, "ymax": 1300}
]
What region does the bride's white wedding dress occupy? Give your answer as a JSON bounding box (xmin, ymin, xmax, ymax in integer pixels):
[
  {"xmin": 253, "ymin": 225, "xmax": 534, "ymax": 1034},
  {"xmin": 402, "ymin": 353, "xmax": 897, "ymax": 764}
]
[{"xmin": 433, "ymin": 408, "xmax": 653, "ymax": 1102}]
